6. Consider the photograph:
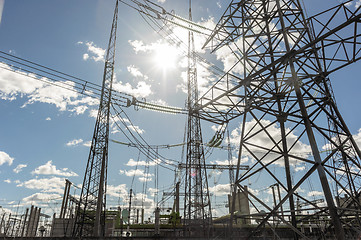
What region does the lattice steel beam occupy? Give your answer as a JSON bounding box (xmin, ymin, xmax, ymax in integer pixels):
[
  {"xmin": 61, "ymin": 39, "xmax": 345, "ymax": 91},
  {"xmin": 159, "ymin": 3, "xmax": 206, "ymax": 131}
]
[
  {"xmin": 200, "ymin": 0, "xmax": 361, "ymax": 239},
  {"xmin": 73, "ymin": 1, "xmax": 119, "ymax": 237}
]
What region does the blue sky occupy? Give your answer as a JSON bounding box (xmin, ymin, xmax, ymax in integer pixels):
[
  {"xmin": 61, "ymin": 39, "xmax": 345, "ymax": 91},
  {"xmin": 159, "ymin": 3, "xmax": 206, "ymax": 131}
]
[{"xmin": 1, "ymin": 0, "xmax": 361, "ymax": 222}]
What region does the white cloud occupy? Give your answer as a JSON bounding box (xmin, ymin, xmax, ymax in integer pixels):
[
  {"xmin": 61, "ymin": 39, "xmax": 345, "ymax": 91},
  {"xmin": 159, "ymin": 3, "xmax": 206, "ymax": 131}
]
[
  {"xmin": 13, "ymin": 164, "xmax": 27, "ymax": 173},
  {"xmin": 209, "ymin": 183, "xmax": 230, "ymax": 196},
  {"xmin": 83, "ymin": 53, "xmax": 89, "ymax": 61},
  {"xmin": 127, "ymin": 65, "xmax": 148, "ymax": 80},
  {"xmin": 139, "ymin": 176, "xmax": 153, "ymax": 182},
  {"xmin": 111, "ymin": 125, "xmax": 120, "ymax": 134},
  {"xmin": 351, "ymin": 128, "xmax": 361, "ymax": 150},
  {"xmin": 128, "ymin": 40, "xmax": 153, "ymax": 53},
  {"xmin": 32, "ymin": 160, "xmax": 78, "ymax": 177},
  {"xmin": 125, "ymin": 158, "xmax": 160, "ymax": 167},
  {"xmin": 132, "ymin": 193, "xmax": 155, "ymax": 208},
  {"xmin": 45, "ymin": 117, "xmax": 51, "ymax": 121},
  {"xmin": 356, "ymin": 0, "xmax": 361, "ymax": 8},
  {"xmin": 121, "ymin": 168, "xmax": 154, "ymax": 178},
  {"xmin": 248, "ymin": 188, "xmax": 259, "ymax": 196},
  {"xmin": 127, "ymin": 21, "xmax": 216, "ymax": 100},
  {"xmin": 307, "ymin": 191, "xmax": 323, "ymax": 197},
  {"xmin": 127, "ymin": 65, "xmax": 142, "ymax": 77},
  {"xmin": 107, "ymin": 184, "xmax": 128, "ymax": 198},
  {"xmin": 127, "ymin": 125, "xmax": 145, "ymax": 134},
  {"xmin": 230, "ymin": 119, "xmax": 311, "ymax": 166},
  {"xmin": 216, "ymin": 1, "xmax": 221, "ymax": 8},
  {"xmin": 178, "ymin": 61, "xmax": 218, "ymax": 98},
  {"xmin": 128, "ymin": 39, "xmax": 183, "ymax": 61},
  {"xmin": 0, "ymin": 62, "xmax": 96, "ymax": 113},
  {"xmin": 294, "ymin": 166, "xmax": 305, "ymax": 172},
  {"xmin": 0, "ymin": 63, "xmax": 43, "ymax": 100},
  {"xmin": 214, "ymin": 39, "xmax": 246, "ymax": 75},
  {"xmin": 17, "ymin": 177, "xmax": 65, "ymax": 194},
  {"xmin": 322, "ymin": 128, "xmax": 361, "ymax": 156},
  {"xmin": 78, "ymin": 41, "xmax": 105, "ymax": 62},
  {"xmin": 0, "ymin": 151, "xmax": 14, "ymax": 166},
  {"xmin": 66, "ymin": 138, "xmax": 83, "ymax": 147},
  {"xmin": 157, "ymin": 0, "xmax": 166, "ymax": 3},
  {"xmin": 83, "ymin": 141, "xmax": 92, "ymax": 147},
  {"xmin": 148, "ymin": 187, "xmax": 158, "ymax": 197},
  {"xmin": 119, "ymin": 168, "xmax": 154, "ymax": 182},
  {"xmin": 124, "ymin": 169, "xmax": 145, "ymax": 177},
  {"xmin": 22, "ymin": 80, "xmax": 78, "ymax": 110},
  {"xmin": 211, "ymin": 124, "xmax": 222, "ymax": 132},
  {"xmin": 70, "ymin": 105, "xmax": 88, "ymax": 115},
  {"xmin": 211, "ymin": 155, "xmax": 249, "ymax": 166},
  {"xmin": 113, "ymin": 81, "xmax": 152, "ymax": 98},
  {"xmin": 89, "ymin": 109, "xmax": 98, "ymax": 118},
  {"xmin": 4, "ymin": 179, "xmax": 11, "ymax": 183},
  {"xmin": 22, "ymin": 192, "xmax": 62, "ymax": 205}
]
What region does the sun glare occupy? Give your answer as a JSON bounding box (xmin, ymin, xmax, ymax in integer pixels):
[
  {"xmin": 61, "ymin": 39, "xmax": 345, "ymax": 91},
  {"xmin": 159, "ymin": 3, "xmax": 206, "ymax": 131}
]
[{"xmin": 153, "ymin": 44, "xmax": 179, "ymax": 70}]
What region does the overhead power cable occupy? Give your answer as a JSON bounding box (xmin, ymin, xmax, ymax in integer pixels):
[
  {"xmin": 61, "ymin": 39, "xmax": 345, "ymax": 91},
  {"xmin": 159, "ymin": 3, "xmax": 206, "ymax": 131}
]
[
  {"xmin": 110, "ymin": 102, "xmax": 179, "ymax": 171},
  {"xmin": 120, "ymin": 0, "xmax": 235, "ymax": 85},
  {"xmin": 120, "ymin": 0, "xmax": 213, "ymax": 36},
  {"xmin": 111, "ymin": 139, "xmax": 185, "ymax": 149},
  {"xmin": 0, "ymin": 50, "xmax": 187, "ymax": 114},
  {"xmin": 111, "ymin": 138, "xmax": 239, "ymax": 151}
]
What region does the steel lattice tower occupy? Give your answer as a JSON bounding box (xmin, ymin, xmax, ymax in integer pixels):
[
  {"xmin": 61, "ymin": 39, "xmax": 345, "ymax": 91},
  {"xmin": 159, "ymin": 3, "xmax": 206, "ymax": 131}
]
[
  {"xmin": 184, "ymin": 0, "xmax": 212, "ymax": 234},
  {"xmin": 197, "ymin": 0, "xmax": 361, "ymax": 239},
  {"xmin": 73, "ymin": 1, "xmax": 119, "ymax": 237}
]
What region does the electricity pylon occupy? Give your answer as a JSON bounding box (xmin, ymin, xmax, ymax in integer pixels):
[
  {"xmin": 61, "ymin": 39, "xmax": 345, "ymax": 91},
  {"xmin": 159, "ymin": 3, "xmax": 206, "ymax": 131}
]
[
  {"xmin": 198, "ymin": 0, "xmax": 361, "ymax": 239},
  {"xmin": 73, "ymin": 0, "xmax": 119, "ymax": 237},
  {"xmin": 184, "ymin": 0, "xmax": 212, "ymax": 236}
]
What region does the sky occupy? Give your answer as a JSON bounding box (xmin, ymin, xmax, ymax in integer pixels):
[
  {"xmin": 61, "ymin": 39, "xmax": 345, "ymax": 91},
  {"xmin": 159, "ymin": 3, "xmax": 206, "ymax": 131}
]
[{"xmin": 1, "ymin": 0, "xmax": 361, "ymax": 223}]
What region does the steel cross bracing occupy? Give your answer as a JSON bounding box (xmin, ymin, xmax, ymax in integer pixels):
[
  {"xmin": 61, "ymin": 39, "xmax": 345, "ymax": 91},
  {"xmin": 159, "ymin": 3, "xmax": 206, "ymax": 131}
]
[
  {"xmin": 196, "ymin": 0, "xmax": 361, "ymax": 124},
  {"xmin": 183, "ymin": 0, "xmax": 212, "ymax": 236},
  {"xmin": 72, "ymin": 1, "xmax": 119, "ymax": 237},
  {"xmin": 199, "ymin": 0, "xmax": 361, "ymax": 239}
]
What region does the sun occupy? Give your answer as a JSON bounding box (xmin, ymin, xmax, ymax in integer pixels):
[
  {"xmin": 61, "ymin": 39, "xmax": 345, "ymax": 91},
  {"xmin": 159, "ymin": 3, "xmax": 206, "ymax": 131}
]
[{"xmin": 153, "ymin": 43, "xmax": 179, "ymax": 70}]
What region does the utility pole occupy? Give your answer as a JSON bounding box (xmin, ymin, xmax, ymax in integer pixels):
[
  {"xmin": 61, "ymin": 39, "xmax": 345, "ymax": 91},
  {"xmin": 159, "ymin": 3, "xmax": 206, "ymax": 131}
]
[
  {"xmin": 126, "ymin": 189, "xmax": 132, "ymax": 237},
  {"xmin": 73, "ymin": 0, "xmax": 119, "ymax": 237}
]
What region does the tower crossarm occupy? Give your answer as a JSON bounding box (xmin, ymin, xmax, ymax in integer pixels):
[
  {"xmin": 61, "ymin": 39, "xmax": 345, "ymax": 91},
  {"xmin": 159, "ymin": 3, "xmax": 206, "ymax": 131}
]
[
  {"xmin": 307, "ymin": 2, "xmax": 361, "ymax": 74},
  {"xmin": 196, "ymin": 1, "xmax": 361, "ymax": 124},
  {"xmin": 202, "ymin": 0, "xmax": 244, "ymax": 51},
  {"xmin": 298, "ymin": 198, "xmax": 324, "ymax": 208},
  {"xmin": 178, "ymin": 163, "xmax": 249, "ymax": 170}
]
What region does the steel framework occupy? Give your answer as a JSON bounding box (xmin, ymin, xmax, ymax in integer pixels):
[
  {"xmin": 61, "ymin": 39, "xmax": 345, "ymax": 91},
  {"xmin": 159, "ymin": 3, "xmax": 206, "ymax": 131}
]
[
  {"xmin": 198, "ymin": 0, "xmax": 361, "ymax": 239},
  {"xmin": 72, "ymin": 0, "xmax": 119, "ymax": 237},
  {"xmin": 183, "ymin": 0, "xmax": 212, "ymax": 236}
]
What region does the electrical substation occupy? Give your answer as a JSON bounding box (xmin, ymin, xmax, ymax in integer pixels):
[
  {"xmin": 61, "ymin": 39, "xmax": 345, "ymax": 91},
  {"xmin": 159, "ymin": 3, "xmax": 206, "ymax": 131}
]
[{"xmin": 1, "ymin": 0, "xmax": 361, "ymax": 239}]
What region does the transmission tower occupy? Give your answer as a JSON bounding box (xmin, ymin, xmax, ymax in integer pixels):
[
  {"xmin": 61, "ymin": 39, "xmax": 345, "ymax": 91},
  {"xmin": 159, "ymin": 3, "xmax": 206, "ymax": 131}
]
[
  {"xmin": 73, "ymin": 0, "xmax": 119, "ymax": 237},
  {"xmin": 183, "ymin": 0, "xmax": 212, "ymax": 235},
  {"xmin": 197, "ymin": 0, "xmax": 361, "ymax": 239}
]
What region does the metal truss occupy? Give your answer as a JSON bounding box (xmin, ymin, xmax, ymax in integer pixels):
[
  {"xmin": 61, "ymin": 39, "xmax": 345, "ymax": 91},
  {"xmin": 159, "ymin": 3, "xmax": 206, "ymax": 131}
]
[
  {"xmin": 197, "ymin": 0, "xmax": 361, "ymax": 124},
  {"xmin": 183, "ymin": 0, "xmax": 212, "ymax": 236},
  {"xmin": 200, "ymin": 0, "xmax": 361, "ymax": 239},
  {"xmin": 72, "ymin": 1, "xmax": 119, "ymax": 237}
]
